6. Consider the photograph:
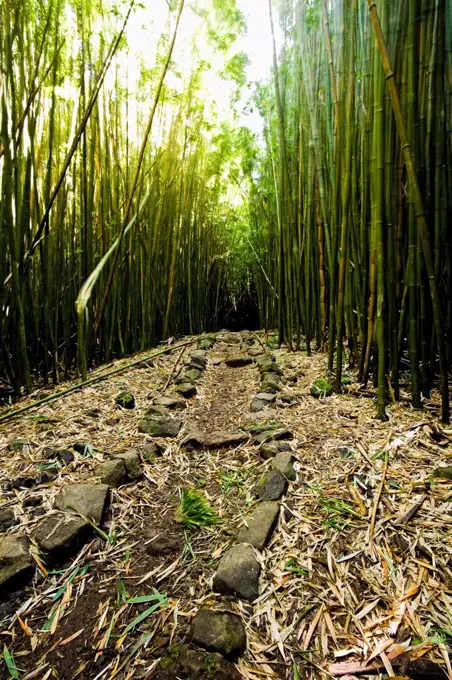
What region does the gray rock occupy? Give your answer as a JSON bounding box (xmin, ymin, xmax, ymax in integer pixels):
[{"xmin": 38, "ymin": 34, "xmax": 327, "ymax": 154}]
[
  {"xmin": 248, "ymin": 347, "xmax": 265, "ymax": 357},
  {"xmin": 184, "ymin": 430, "xmax": 249, "ymax": 449},
  {"xmin": 0, "ymin": 535, "xmax": 33, "ymax": 594},
  {"xmin": 0, "ymin": 508, "xmax": 18, "ymax": 532},
  {"xmin": 189, "ymin": 352, "xmax": 207, "ymax": 370},
  {"xmin": 198, "ymin": 336, "xmax": 216, "ymax": 349},
  {"xmin": 191, "ymin": 350, "xmax": 207, "ymax": 361},
  {"xmin": 33, "ymin": 513, "xmax": 91, "ymax": 557},
  {"xmin": 221, "ymin": 333, "xmax": 241, "ymax": 344},
  {"xmin": 55, "ymin": 483, "xmax": 109, "ymax": 524},
  {"xmin": 190, "ymin": 609, "xmax": 246, "ymax": 659},
  {"xmin": 433, "ymin": 466, "xmax": 452, "ymax": 480},
  {"xmin": 254, "ymin": 428, "xmax": 293, "ymax": 445},
  {"xmin": 237, "ymin": 501, "xmax": 279, "ymax": 550},
  {"xmin": 184, "ymin": 368, "xmax": 202, "ymax": 383},
  {"xmin": 115, "ymin": 451, "xmax": 141, "ymax": 480},
  {"xmin": 141, "ymin": 442, "xmax": 164, "ymax": 459},
  {"xmin": 153, "ymin": 395, "xmax": 186, "ymax": 410},
  {"xmin": 153, "ymin": 645, "xmax": 241, "ymax": 680},
  {"xmin": 99, "ymin": 459, "xmax": 127, "ymax": 488},
  {"xmin": 257, "ymin": 470, "xmax": 288, "ymax": 501},
  {"xmin": 259, "ymin": 441, "xmax": 292, "ymax": 459},
  {"xmin": 250, "ymin": 393, "xmax": 276, "ymax": 413},
  {"xmin": 138, "ymin": 414, "xmax": 182, "ymax": 437},
  {"xmin": 272, "ymin": 452, "xmax": 296, "ymax": 481},
  {"xmin": 249, "ymin": 422, "xmax": 281, "ymax": 436},
  {"xmin": 213, "ymin": 544, "xmax": 260, "ymax": 601},
  {"xmin": 225, "ymin": 356, "xmax": 253, "ymax": 368},
  {"xmin": 211, "ymin": 357, "xmax": 223, "ymax": 366},
  {"xmin": 115, "ymin": 391, "xmax": 135, "ymax": 409},
  {"xmin": 146, "ymin": 404, "xmax": 171, "ymax": 416},
  {"xmin": 175, "ymin": 383, "xmax": 197, "ymax": 399},
  {"xmin": 43, "ymin": 448, "xmax": 75, "ymax": 466}
]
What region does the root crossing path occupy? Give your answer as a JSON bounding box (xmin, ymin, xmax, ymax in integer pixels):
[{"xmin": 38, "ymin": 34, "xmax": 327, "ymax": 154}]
[{"xmin": 0, "ymin": 332, "xmax": 451, "ymax": 680}]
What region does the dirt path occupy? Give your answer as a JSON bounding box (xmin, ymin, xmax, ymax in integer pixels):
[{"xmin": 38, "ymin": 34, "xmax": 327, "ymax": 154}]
[{"xmin": 0, "ymin": 333, "xmax": 451, "ymax": 680}]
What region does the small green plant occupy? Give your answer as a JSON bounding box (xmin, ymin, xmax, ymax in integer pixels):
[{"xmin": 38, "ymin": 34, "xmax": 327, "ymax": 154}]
[
  {"xmin": 284, "ymin": 558, "xmax": 308, "ymax": 575},
  {"xmin": 176, "ymin": 489, "xmax": 219, "ymax": 530},
  {"xmin": 310, "ymin": 378, "xmax": 333, "ymax": 398}
]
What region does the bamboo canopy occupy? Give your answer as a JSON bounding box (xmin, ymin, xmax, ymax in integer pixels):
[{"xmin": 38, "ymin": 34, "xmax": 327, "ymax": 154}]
[{"xmin": 1, "ymin": 0, "xmax": 451, "ymax": 422}]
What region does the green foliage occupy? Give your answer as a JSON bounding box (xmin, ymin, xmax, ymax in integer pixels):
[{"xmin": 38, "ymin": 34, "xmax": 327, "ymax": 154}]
[
  {"xmin": 175, "ymin": 489, "xmax": 219, "ymax": 529},
  {"xmin": 310, "ymin": 378, "xmax": 333, "ymax": 398}
]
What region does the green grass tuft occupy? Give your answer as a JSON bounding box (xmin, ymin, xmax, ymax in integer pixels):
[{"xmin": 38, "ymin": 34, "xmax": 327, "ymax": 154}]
[{"xmin": 175, "ymin": 489, "xmax": 219, "ymax": 530}]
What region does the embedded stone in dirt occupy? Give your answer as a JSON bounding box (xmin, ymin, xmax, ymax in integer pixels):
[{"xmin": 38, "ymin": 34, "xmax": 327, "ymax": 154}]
[
  {"xmin": 281, "ymin": 393, "xmax": 297, "ymax": 404},
  {"xmin": 138, "ymin": 414, "xmax": 182, "ymax": 437},
  {"xmin": 403, "ymin": 658, "xmax": 448, "ymax": 679},
  {"xmin": 146, "ymin": 405, "xmax": 171, "ymax": 416},
  {"xmin": 33, "ymin": 513, "xmax": 91, "ymax": 558},
  {"xmin": 175, "ymin": 383, "xmax": 197, "ymax": 398},
  {"xmin": 190, "ymin": 609, "xmax": 246, "ymax": 659},
  {"xmin": 248, "ymin": 346, "xmax": 265, "ymax": 357},
  {"xmin": 213, "ymin": 544, "xmax": 260, "ymax": 601},
  {"xmin": 211, "ymin": 357, "xmax": 223, "ymax": 366},
  {"xmin": 237, "ymin": 501, "xmax": 279, "ymax": 550},
  {"xmin": 190, "ymin": 352, "xmax": 207, "ymax": 370},
  {"xmin": 43, "ymin": 448, "xmax": 75, "ymax": 466},
  {"xmin": 257, "ymin": 470, "xmax": 289, "ymax": 501},
  {"xmin": 432, "ymin": 465, "xmax": 452, "ymax": 480},
  {"xmin": 99, "ymin": 458, "xmax": 127, "ymax": 488},
  {"xmin": 115, "ymin": 391, "xmax": 136, "ymax": 409},
  {"xmin": 184, "ymin": 429, "xmax": 249, "ymax": 449},
  {"xmin": 153, "ymin": 645, "xmax": 242, "ymax": 680},
  {"xmin": 55, "ymin": 483, "xmax": 109, "ymax": 524},
  {"xmin": 260, "ymin": 378, "xmax": 282, "ymax": 394},
  {"xmin": 272, "ymin": 452, "xmax": 296, "ymax": 481},
  {"xmin": 259, "ymin": 441, "xmax": 291, "ymax": 460},
  {"xmin": 220, "ymin": 333, "xmax": 241, "ymax": 344},
  {"xmin": 141, "ymin": 442, "xmax": 164, "ymax": 459},
  {"xmin": 153, "ymin": 395, "xmax": 187, "ymax": 410},
  {"xmin": 0, "ymin": 508, "xmax": 18, "ymax": 532},
  {"xmin": 115, "ymin": 451, "xmax": 141, "ymax": 480},
  {"xmin": 183, "ymin": 368, "xmax": 203, "ymax": 383},
  {"xmin": 0, "ymin": 535, "xmax": 33, "ymax": 595},
  {"xmin": 225, "ymin": 356, "xmax": 253, "ymax": 368},
  {"xmin": 254, "ymin": 428, "xmax": 293, "ymax": 444},
  {"xmin": 146, "ymin": 533, "xmax": 181, "ymax": 556},
  {"xmin": 250, "ymin": 393, "xmax": 276, "ymax": 412}
]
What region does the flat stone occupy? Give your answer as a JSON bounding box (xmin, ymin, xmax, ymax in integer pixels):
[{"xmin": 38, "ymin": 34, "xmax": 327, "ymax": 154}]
[
  {"xmin": 0, "ymin": 508, "xmax": 18, "ymax": 532},
  {"xmin": 189, "ymin": 353, "xmax": 207, "ymax": 370},
  {"xmin": 261, "ymin": 371, "xmax": 283, "ymax": 386},
  {"xmin": 138, "ymin": 414, "xmax": 182, "ymax": 437},
  {"xmin": 115, "ymin": 391, "xmax": 135, "ymax": 409},
  {"xmin": 248, "ymin": 347, "xmax": 265, "ymax": 357},
  {"xmin": 184, "ymin": 429, "xmax": 249, "ymax": 449},
  {"xmin": 146, "ymin": 533, "xmax": 181, "ymax": 556},
  {"xmin": 225, "ymin": 356, "xmax": 253, "ymax": 368},
  {"xmin": 211, "ymin": 357, "xmax": 223, "ymax": 366},
  {"xmin": 254, "ymin": 428, "xmax": 293, "ymax": 445},
  {"xmin": 0, "ymin": 535, "xmax": 33, "ymax": 595},
  {"xmin": 250, "ymin": 392, "xmax": 276, "ymax": 413},
  {"xmin": 184, "ymin": 368, "xmax": 202, "ymax": 382},
  {"xmin": 236, "ymin": 501, "xmax": 279, "ymax": 550},
  {"xmin": 153, "ymin": 645, "xmax": 241, "ymax": 680},
  {"xmin": 190, "ymin": 609, "xmax": 246, "ymax": 659},
  {"xmin": 272, "ymin": 452, "xmax": 296, "ymax": 481},
  {"xmin": 146, "ymin": 404, "xmax": 171, "ymax": 416},
  {"xmin": 115, "ymin": 451, "xmax": 141, "ymax": 480},
  {"xmin": 33, "ymin": 513, "xmax": 91, "ymax": 557},
  {"xmin": 281, "ymin": 393, "xmax": 297, "ymax": 404},
  {"xmin": 191, "ymin": 350, "xmax": 207, "ymax": 361},
  {"xmin": 175, "ymin": 383, "xmax": 197, "ymax": 398},
  {"xmin": 153, "ymin": 395, "xmax": 186, "ymax": 410},
  {"xmin": 221, "ymin": 333, "xmax": 241, "ymax": 344},
  {"xmin": 99, "ymin": 459, "xmax": 127, "ymax": 488},
  {"xmin": 213, "ymin": 544, "xmax": 260, "ymax": 601},
  {"xmin": 433, "ymin": 466, "xmax": 452, "ymax": 480},
  {"xmin": 55, "ymin": 483, "xmax": 109, "ymax": 524},
  {"xmin": 257, "ymin": 470, "xmax": 288, "ymax": 501},
  {"xmin": 259, "ymin": 441, "xmax": 291, "ymax": 459}
]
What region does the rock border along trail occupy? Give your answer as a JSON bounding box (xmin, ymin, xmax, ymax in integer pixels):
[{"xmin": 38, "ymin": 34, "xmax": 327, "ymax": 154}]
[{"xmin": 1, "ymin": 333, "xmax": 451, "ymax": 679}]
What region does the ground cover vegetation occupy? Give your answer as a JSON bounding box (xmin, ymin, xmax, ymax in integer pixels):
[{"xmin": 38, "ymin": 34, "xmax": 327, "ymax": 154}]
[{"xmin": 1, "ymin": 0, "xmax": 451, "ymax": 424}]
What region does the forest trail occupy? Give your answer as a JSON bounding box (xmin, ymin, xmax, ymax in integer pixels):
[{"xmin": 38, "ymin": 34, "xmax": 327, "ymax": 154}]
[{"xmin": 0, "ymin": 333, "xmax": 451, "ymax": 680}]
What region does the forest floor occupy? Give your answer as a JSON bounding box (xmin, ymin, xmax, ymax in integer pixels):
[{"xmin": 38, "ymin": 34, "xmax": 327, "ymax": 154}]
[{"xmin": 0, "ymin": 332, "xmax": 451, "ymax": 680}]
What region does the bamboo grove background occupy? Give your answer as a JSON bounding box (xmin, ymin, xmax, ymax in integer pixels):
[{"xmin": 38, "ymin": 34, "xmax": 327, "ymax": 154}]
[
  {"xmin": 0, "ymin": 0, "xmax": 253, "ymax": 394},
  {"xmin": 247, "ymin": 0, "xmax": 452, "ymax": 421},
  {"xmin": 1, "ymin": 0, "xmax": 452, "ymax": 422}
]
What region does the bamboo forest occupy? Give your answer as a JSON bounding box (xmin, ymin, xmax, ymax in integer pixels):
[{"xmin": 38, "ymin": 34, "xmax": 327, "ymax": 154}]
[{"xmin": 1, "ymin": 0, "xmax": 452, "ymax": 679}]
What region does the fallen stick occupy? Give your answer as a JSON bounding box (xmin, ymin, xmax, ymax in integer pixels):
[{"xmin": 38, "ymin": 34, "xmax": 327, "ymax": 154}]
[
  {"xmin": 0, "ymin": 338, "xmax": 197, "ymax": 424},
  {"xmin": 393, "ymin": 494, "xmax": 427, "ymax": 526},
  {"xmin": 368, "ymin": 452, "xmax": 389, "ymax": 559}
]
